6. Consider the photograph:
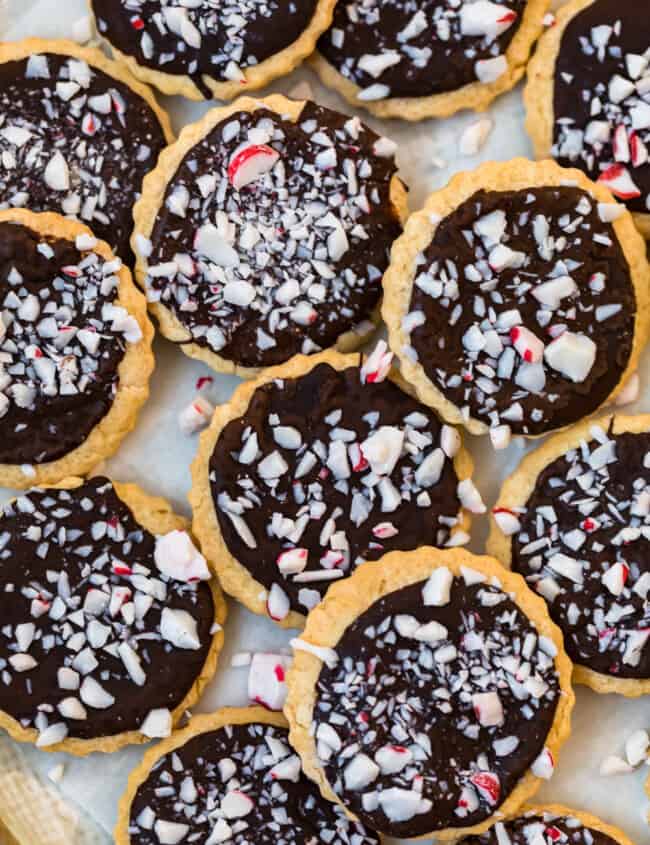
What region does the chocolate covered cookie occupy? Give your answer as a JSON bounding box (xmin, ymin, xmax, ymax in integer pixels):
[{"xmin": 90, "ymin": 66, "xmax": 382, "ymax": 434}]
[
  {"xmin": 133, "ymin": 95, "xmax": 406, "ymax": 377},
  {"xmin": 190, "ymin": 348, "xmax": 478, "ymax": 628},
  {"xmin": 383, "ymin": 159, "xmax": 650, "ymax": 443},
  {"xmin": 458, "ymin": 804, "xmax": 634, "ymax": 845},
  {"xmin": 0, "ymin": 476, "xmax": 225, "ymax": 755},
  {"xmin": 90, "ymin": 0, "xmax": 335, "ymax": 101},
  {"xmin": 115, "ymin": 707, "xmax": 380, "ymax": 845},
  {"xmin": 489, "ymin": 414, "xmax": 650, "ymax": 697},
  {"xmin": 312, "ymin": 0, "xmax": 550, "ymax": 120},
  {"xmin": 0, "ymin": 39, "xmax": 171, "ymax": 266},
  {"xmin": 0, "ymin": 209, "xmax": 154, "ymax": 489},
  {"xmin": 526, "ymin": 0, "xmax": 650, "ymax": 238},
  {"xmin": 285, "ymin": 547, "xmax": 574, "ymax": 840}
]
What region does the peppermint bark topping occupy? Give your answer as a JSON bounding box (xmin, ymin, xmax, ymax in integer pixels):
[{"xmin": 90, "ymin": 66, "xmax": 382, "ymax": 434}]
[
  {"xmin": 0, "ymin": 52, "xmax": 166, "ymax": 263},
  {"xmin": 553, "ymin": 1, "xmax": 650, "ymax": 214},
  {"xmin": 406, "ymin": 186, "xmax": 635, "ymax": 437},
  {"xmin": 318, "ymin": 0, "xmax": 527, "ymax": 102},
  {"xmin": 507, "ymin": 425, "xmax": 650, "ymax": 679},
  {"xmin": 0, "ymin": 222, "xmax": 142, "ymax": 465},
  {"xmin": 142, "ymin": 103, "xmax": 400, "ymax": 369},
  {"xmin": 312, "ymin": 571, "xmax": 560, "ymax": 837},
  {"xmin": 460, "ymin": 808, "xmax": 619, "ymax": 845},
  {"xmin": 128, "ymin": 721, "xmax": 380, "ymax": 844},
  {"xmin": 210, "ymin": 361, "xmax": 467, "ymax": 618},
  {"xmin": 0, "ymin": 478, "xmax": 215, "ymax": 745}
]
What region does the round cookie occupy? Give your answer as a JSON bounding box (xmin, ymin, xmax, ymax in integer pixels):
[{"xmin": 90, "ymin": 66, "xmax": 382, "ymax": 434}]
[
  {"xmin": 0, "ymin": 209, "xmax": 154, "ymax": 489},
  {"xmin": 458, "ymin": 804, "xmax": 635, "ymax": 845},
  {"xmin": 132, "ymin": 94, "xmax": 407, "ymax": 378},
  {"xmin": 0, "ymin": 475, "xmax": 226, "ymax": 755},
  {"xmin": 189, "ymin": 348, "xmax": 476, "ymax": 629},
  {"xmin": 0, "ymin": 39, "xmax": 172, "ymax": 266},
  {"xmin": 285, "ymin": 547, "xmax": 574, "ymax": 840},
  {"xmin": 488, "ymin": 413, "xmax": 650, "ymax": 697},
  {"xmin": 311, "ymin": 0, "xmax": 550, "ymax": 121},
  {"xmin": 90, "ymin": 0, "xmax": 335, "ymax": 102},
  {"xmin": 526, "ymin": 0, "xmax": 650, "ymax": 239},
  {"xmin": 115, "ymin": 707, "xmax": 381, "ymax": 845},
  {"xmin": 382, "ymin": 158, "xmax": 650, "ymax": 441}
]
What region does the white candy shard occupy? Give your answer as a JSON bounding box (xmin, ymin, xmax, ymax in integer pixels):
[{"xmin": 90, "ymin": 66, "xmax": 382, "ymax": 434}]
[
  {"xmin": 247, "ymin": 652, "xmax": 290, "ymax": 710},
  {"xmin": 459, "ymin": 118, "xmax": 493, "ymax": 156},
  {"xmin": 362, "ymin": 426, "xmax": 405, "ymax": 476},
  {"xmin": 228, "ymin": 144, "xmax": 279, "ymax": 191},
  {"xmin": 195, "ymin": 223, "xmax": 239, "ymax": 267},
  {"xmin": 625, "ymin": 729, "xmax": 649, "ymax": 767},
  {"xmin": 178, "ymin": 394, "xmax": 214, "ymax": 435},
  {"xmin": 458, "ymin": 478, "xmax": 486, "ymax": 513},
  {"xmin": 267, "ymin": 583, "xmax": 290, "ymax": 620},
  {"xmin": 154, "ymin": 531, "xmax": 210, "ymax": 582},
  {"xmin": 140, "ymin": 707, "xmax": 172, "ymax": 738},
  {"xmin": 422, "ymin": 566, "xmax": 453, "ymax": 606},
  {"xmin": 344, "ymin": 753, "xmax": 380, "ymax": 790},
  {"xmin": 531, "ymin": 747, "xmax": 554, "ymax": 779},
  {"xmin": 544, "ymin": 332, "xmax": 596, "ymax": 383},
  {"xmin": 472, "ymin": 691, "xmax": 504, "ymax": 726},
  {"xmin": 160, "ymin": 607, "xmax": 201, "ymax": 649},
  {"xmin": 290, "ymin": 637, "xmax": 338, "ymax": 668},
  {"xmin": 154, "ymin": 820, "xmax": 190, "ymax": 844},
  {"xmin": 377, "ymin": 787, "xmax": 433, "ymax": 822}
]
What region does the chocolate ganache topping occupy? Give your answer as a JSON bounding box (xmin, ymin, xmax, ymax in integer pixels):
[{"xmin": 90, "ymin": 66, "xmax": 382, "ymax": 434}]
[
  {"xmin": 0, "ymin": 51, "xmax": 167, "ymax": 263},
  {"xmin": 460, "ymin": 809, "xmax": 619, "ymax": 845},
  {"xmin": 210, "ymin": 359, "xmax": 468, "ymax": 620},
  {"xmin": 318, "ymin": 0, "xmax": 528, "ymax": 102},
  {"xmin": 312, "ymin": 568, "xmax": 560, "ymax": 838},
  {"xmin": 128, "ymin": 720, "xmax": 380, "ymax": 844},
  {"xmin": 553, "ymin": 0, "xmax": 650, "ymax": 215},
  {"xmin": 405, "ymin": 186, "xmax": 636, "ymax": 437},
  {"xmin": 143, "ymin": 102, "xmax": 401, "ymax": 369},
  {"xmin": 509, "ymin": 424, "xmax": 650, "ymax": 679},
  {"xmin": 0, "ymin": 478, "xmax": 215, "ymax": 747},
  {"xmin": 0, "ymin": 222, "xmax": 142, "ymax": 467},
  {"xmin": 92, "ymin": 0, "xmax": 321, "ymax": 97}
]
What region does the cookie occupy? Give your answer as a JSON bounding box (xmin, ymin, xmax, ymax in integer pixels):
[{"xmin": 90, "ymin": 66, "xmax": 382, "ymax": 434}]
[
  {"xmin": 189, "ymin": 347, "xmax": 476, "ymax": 629},
  {"xmin": 458, "ymin": 803, "xmax": 635, "ymax": 845},
  {"xmin": 90, "ymin": 0, "xmax": 336, "ymax": 102},
  {"xmin": 114, "ymin": 706, "xmax": 381, "ymax": 845},
  {"xmin": 0, "ymin": 209, "xmax": 154, "ymax": 489},
  {"xmin": 526, "ymin": 0, "xmax": 650, "ymax": 239},
  {"xmin": 0, "ymin": 38, "xmax": 172, "ymax": 266},
  {"xmin": 285, "ymin": 547, "xmax": 574, "ymax": 840},
  {"xmin": 133, "ymin": 94, "xmax": 407, "ymax": 378},
  {"xmin": 488, "ymin": 413, "xmax": 650, "ymax": 697},
  {"xmin": 0, "ymin": 475, "xmax": 226, "ymax": 755},
  {"xmin": 382, "ymin": 158, "xmax": 650, "ymax": 442},
  {"xmin": 311, "ymin": 0, "xmax": 550, "ymax": 121}
]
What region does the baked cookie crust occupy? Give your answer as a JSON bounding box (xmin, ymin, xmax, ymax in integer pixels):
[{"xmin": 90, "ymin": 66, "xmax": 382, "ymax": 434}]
[
  {"xmin": 0, "ymin": 476, "xmax": 227, "ymax": 756},
  {"xmin": 0, "ymin": 209, "xmax": 156, "ymax": 489},
  {"xmin": 132, "ymin": 94, "xmax": 408, "ymax": 379},
  {"xmin": 89, "ymin": 0, "xmax": 336, "ymax": 102},
  {"xmin": 310, "ymin": 0, "xmax": 550, "ymax": 121},
  {"xmin": 382, "ymin": 157, "xmax": 650, "ymax": 437},
  {"xmin": 487, "ymin": 412, "xmax": 650, "ymax": 697},
  {"xmin": 524, "ymin": 0, "xmax": 650, "ymax": 240},
  {"xmin": 189, "ymin": 348, "xmax": 474, "ymax": 630},
  {"xmin": 284, "ymin": 547, "xmax": 574, "ymax": 841}
]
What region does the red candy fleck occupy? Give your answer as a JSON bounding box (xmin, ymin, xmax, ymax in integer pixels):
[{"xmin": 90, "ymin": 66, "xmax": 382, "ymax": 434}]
[{"xmin": 130, "ymin": 16, "xmax": 144, "ymax": 30}]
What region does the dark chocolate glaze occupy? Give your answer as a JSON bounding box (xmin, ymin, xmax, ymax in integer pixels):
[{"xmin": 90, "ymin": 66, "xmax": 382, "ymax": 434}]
[
  {"xmin": 0, "ymin": 478, "xmax": 215, "ymax": 741},
  {"xmin": 92, "ymin": 0, "xmax": 320, "ymax": 93},
  {"xmin": 512, "ymin": 429, "xmax": 650, "ymax": 679},
  {"xmin": 128, "ymin": 722, "xmax": 380, "ymax": 844},
  {"xmin": 210, "ymin": 363, "xmax": 461, "ymax": 615},
  {"xmin": 315, "ymin": 577, "xmax": 560, "ymax": 838},
  {"xmin": 460, "ymin": 810, "xmax": 618, "ymax": 845},
  {"xmin": 553, "ymin": 0, "xmax": 650, "ymax": 214},
  {"xmin": 318, "ymin": 0, "xmax": 527, "ymax": 99},
  {"xmin": 409, "ymin": 187, "xmax": 635, "ymax": 436},
  {"xmin": 0, "ymin": 52, "xmax": 167, "ymax": 264},
  {"xmin": 146, "ymin": 103, "xmax": 400, "ymax": 369}
]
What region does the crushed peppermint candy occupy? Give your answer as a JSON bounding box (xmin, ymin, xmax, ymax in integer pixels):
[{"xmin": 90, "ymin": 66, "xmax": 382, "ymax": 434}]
[
  {"xmin": 126, "ymin": 719, "xmax": 380, "ymax": 844},
  {"xmin": 0, "ymin": 478, "xmax": 216, "ymax": 746},
  {"xmin": 405, "ymin": 185, "xmax": 636, "ymax": 437},
  {"xmin": 507, "ymin": 425, "xmax": 650, "ymax": 680},
  {"xmin": 459, "ymin": 807, "xmax": 622, "ymax": 845},
  {"xmin": 312, "ymin": 569, "xmax": 562, "ymax": 837}
]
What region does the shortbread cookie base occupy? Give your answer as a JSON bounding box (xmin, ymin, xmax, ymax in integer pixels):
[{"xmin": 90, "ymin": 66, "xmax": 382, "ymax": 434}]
[
  {"xmin": 524, "ymin": 0, "xmax": 650, "ymax": 239},
  {"xmin": 382, "ymin": 158, "xmax": 650, "ymax": 437},
  {"xmin": 132, "ymin": 94, "xmax": 408, "ymax": 379},
  {"xmin": 0, "ymin": 477, "xmax": 227, "ymax": 756},
  {"xmin": 521, "ymin": 804, "xmax": 635, "ymax": 845},
  {"xmin": 189, "ymin": 348, "xmax": 474, "ymax": 630},
  {"xmin": 0, "ymin": 209, "xmax": 156, "ymax": 489},
  {"xmin": 487, "ymin": 412, "xmax": 650, "ymax": 697},
  {"xmin": 89, "ymin": 0, "xmax": 336, "ymax": 101},
  {"xmin": 284, "ymin": 547, "xmax": 574, "ymax": 841},
  {"xmin": 310, "ymin": 0, "xmax": 550, "ymax": 121}
]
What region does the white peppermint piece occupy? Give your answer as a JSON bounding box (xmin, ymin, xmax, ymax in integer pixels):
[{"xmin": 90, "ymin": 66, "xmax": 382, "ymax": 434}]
[{"xmin": 154, "ymin": 531, "xmax": 210, "ymax": 582}]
